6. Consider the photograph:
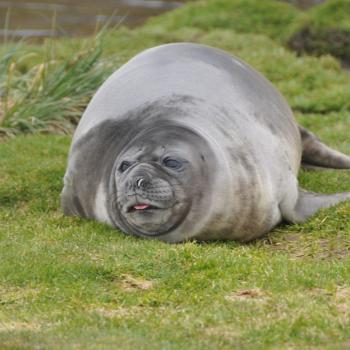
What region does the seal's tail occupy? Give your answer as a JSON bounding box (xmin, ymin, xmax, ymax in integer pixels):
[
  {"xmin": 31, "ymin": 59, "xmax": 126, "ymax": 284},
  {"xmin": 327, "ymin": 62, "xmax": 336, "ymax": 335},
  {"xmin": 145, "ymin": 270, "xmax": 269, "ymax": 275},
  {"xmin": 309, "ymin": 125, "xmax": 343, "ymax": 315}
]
[
  {"xmin": 282, "ymin": 189, "xmax": 350, "ymax": 224},
  {"xmin": 300, "ymin": 126, "xmax": 350, "ymax": 169},
  {"xmin": 278, "ymin": 126, "xmax": 350, "ymax": 223}
]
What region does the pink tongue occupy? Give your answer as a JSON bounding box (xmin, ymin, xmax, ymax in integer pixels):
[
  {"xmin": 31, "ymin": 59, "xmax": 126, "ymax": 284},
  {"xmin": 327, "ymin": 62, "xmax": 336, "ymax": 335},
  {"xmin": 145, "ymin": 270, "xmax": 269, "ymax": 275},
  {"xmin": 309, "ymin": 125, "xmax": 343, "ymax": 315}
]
[{"xmin": 134, "ymin": 204, "xmax": 150, "ymax": 210}]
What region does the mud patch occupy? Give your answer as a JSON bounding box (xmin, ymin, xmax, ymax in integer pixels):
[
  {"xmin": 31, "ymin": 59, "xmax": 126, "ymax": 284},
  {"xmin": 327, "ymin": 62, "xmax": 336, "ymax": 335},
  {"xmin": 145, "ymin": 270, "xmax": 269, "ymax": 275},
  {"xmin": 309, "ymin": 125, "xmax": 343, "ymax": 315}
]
[{"xmin": 288, "ymin": 27, "xmax": 350, "ymax": 66}]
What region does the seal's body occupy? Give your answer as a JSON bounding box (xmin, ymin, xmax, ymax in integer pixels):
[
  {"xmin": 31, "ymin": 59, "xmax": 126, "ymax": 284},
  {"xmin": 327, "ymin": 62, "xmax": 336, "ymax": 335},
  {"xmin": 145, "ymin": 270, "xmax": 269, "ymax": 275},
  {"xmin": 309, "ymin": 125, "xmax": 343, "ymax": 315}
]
[{"xmin": 62, "ymin": 43, "xmax": 350, "ymax": 242}]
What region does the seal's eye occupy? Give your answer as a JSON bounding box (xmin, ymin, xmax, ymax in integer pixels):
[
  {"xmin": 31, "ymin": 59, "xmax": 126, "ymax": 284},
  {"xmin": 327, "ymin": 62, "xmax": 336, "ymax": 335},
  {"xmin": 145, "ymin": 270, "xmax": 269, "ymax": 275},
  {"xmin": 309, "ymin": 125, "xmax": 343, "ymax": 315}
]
[
  {"xmin": 119, "ymin": 161, "xmax": 131, "ymax": 172},
  {"xmin": 163, "ymin": 158, "xmax": 181, "ymax": 170}
]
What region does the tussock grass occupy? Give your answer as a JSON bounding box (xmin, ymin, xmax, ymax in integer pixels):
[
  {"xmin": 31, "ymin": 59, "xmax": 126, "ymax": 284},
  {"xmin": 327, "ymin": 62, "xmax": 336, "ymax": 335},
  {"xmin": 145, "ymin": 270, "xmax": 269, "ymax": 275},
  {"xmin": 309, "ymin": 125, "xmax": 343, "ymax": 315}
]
[{"xmin": 0, "ymin": 37, "xmax": 112, "ymax": 136}]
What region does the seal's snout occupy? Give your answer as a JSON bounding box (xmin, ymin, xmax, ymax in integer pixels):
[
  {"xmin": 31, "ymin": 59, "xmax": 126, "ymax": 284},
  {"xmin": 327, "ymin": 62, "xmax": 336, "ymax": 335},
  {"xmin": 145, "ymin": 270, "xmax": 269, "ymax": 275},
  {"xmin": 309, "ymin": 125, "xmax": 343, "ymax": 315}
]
[
  {"xmin": 125, "ymin": 171, "xmax": 150, "ymax": 192},
  {"xmin": 120, "ymin": 166, "xmax": 175, "ymax": 210},
  {"xmin": 114, "ymin": 156, "xmax": 191, "ymax": 237}
]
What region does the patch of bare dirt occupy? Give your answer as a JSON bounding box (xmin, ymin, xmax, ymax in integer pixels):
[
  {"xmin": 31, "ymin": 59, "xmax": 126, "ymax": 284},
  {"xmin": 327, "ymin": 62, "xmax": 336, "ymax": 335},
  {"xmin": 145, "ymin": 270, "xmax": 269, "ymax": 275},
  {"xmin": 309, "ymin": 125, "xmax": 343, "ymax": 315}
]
[
  {"xmin": 92, "ymin": 306, "xmax": 146, "ymax": 319},
  {"xmin": 0, "ymin": 286, "xmax": 40, "ymax": 305},
  {"xmin": 265, "ymin": 232, "xmax": 350, "ymax": 260},
  {"xmin": 206, "ymin": 325, "xmax": 241, "ymax": 339},
  {"xmin": 333, "ymin": 287, "xmax": 350, "ymax": 316},
  {"xmin": 0, "ymin": 321, "xmax": 42, "ymax": 332},
  {"xmin": 225, "ymin": 288, "xmax": 269, "ymax": 302},
  {"xmin": 120, "ymin": 274, "xmax": 154, "ymax": 292},
  {"xmin": 306, "ymin": 286, "xmax": 350, "ymax": 322}
]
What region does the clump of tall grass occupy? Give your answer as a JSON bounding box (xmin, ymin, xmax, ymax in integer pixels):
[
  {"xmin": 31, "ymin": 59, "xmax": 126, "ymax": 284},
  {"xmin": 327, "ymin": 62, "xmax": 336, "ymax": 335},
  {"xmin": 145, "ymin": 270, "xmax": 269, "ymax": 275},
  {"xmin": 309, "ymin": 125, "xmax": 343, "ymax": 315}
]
[{"xmin": 0, "ymin": 36, "xmax": 113, "ymax": 137}]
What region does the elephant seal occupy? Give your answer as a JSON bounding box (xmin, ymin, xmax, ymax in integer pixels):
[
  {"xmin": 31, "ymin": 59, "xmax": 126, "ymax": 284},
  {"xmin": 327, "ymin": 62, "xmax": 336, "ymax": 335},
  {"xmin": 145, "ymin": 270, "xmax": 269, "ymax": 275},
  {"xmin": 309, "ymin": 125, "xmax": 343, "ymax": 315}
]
[{"xmin": 61, "ymin": 43, "xmax": 350, "ymax": 242}]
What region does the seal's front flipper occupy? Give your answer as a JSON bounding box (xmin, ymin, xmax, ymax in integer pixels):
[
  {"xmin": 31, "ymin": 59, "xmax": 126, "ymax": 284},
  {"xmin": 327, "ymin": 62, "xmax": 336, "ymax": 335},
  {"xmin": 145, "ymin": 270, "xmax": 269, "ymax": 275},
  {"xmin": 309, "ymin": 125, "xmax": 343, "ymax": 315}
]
[
  {"xmin": 300, "ymin": 126, "xmax": 350, "ymax": 169},
  {"xmin": 283, "ymin": 188, "xmax": 350, "ymax": 223}
]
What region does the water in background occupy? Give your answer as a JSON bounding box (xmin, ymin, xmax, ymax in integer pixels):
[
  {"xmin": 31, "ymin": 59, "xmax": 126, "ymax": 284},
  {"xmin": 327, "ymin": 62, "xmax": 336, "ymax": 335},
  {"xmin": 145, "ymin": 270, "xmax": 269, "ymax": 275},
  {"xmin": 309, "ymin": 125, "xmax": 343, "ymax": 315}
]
[
  {"xmin": 0, "ymin": 0, "xmax": 185, "ymax": 41},
  {"xmin": 0, "ymin": 0, "xmax": 327, "ymax": 41}
]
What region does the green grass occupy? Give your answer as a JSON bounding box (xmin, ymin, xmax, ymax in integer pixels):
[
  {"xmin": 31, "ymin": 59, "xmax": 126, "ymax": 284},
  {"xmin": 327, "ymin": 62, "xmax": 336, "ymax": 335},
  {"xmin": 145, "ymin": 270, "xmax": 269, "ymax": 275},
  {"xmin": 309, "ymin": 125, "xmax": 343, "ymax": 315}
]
[
  {"xmin": 1, "ymin": 0, "xmax": 350, "ymax": 348},
  {"xmin": 147, "ymin": 0, "xmax": 301, "ymax": 42},
  {"xmin": 1, "ymin": 134, "xmax": 350, "ymax": 349}
]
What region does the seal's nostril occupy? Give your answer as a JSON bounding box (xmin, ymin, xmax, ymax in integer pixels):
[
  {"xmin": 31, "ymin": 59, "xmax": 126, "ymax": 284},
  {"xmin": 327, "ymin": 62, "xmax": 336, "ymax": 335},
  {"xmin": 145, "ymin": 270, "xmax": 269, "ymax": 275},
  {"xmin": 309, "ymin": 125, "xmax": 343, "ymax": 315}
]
[{"xmin": 136, "ymin": 178, "xmax": 145, "ymax": 188}]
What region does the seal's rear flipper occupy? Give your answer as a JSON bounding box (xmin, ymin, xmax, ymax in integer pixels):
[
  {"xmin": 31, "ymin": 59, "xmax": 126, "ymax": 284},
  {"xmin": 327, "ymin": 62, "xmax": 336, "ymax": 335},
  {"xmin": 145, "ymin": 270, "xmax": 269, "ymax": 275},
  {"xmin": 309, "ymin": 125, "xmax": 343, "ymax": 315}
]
[
  {"xmin": 300, "ymin": 126, "xmax": 350, "ymax": 169},
  {"xmin": 283, "ymin": 189, "xmax": 350, "ymax": 223}
]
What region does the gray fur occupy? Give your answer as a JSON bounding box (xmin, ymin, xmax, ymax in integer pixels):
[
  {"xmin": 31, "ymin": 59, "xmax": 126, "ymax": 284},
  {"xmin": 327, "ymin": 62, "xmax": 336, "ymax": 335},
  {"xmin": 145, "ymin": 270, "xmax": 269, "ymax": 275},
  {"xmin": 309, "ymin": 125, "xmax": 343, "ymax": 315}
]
[{"xmin": 61, "ymin": 43, "xmax": 350, "ymax": 242}]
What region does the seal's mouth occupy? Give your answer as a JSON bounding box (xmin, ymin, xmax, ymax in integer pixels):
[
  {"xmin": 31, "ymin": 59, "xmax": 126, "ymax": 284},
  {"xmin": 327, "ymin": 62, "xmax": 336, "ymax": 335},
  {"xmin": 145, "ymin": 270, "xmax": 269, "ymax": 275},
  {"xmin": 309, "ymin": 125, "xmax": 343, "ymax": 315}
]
[{"xmin": 127, "ymin": 203, "xmax": 161, "ymax": 213}]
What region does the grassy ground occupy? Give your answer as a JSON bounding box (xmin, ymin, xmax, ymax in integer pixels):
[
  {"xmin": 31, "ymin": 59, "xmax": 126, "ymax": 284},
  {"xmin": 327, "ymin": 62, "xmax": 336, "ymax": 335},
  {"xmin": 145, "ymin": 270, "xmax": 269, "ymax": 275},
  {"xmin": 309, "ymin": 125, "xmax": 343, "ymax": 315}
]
[
  {"xmin": 148, "ymin": 0, "xmax": 350, "ymax": 64},
  {"xmin": 1, "ymin": 0, "xmax": 350, "ymax": 349}
]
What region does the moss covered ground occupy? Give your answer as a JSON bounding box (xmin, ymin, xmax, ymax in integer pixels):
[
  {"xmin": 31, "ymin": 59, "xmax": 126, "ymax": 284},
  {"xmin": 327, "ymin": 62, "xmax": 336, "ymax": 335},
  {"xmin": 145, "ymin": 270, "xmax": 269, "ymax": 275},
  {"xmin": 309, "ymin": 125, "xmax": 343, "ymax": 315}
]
[{"xmin": 1, "ymin": 0, "xmax": 350, "ymax": 349}]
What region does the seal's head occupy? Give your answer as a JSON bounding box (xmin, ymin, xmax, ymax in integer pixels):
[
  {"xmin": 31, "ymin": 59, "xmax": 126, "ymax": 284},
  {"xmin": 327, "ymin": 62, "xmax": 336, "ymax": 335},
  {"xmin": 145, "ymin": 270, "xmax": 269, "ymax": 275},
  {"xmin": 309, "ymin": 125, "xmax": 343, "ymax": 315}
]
[{"xmin": 111, "ymin": 125, "xmax": 217, "ymax": 241}]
